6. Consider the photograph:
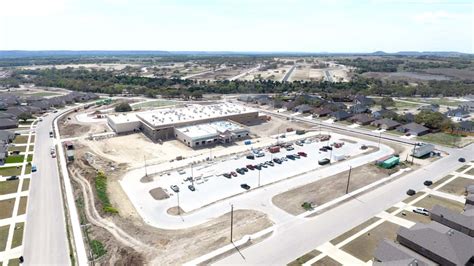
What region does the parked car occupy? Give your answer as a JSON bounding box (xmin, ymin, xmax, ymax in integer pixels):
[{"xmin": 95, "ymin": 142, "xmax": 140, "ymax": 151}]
[
  {"xmin": 6, "ymin": 176, "xmax": 18, "ymax": 181},
  {"xmin": 323, "ymin": 145, "xmax": 332, "ymax": 150},
  {"xmin": 281, "ymin": 157, "xmax": 288, "ymax": 161},
  {"xmin": 236, "ymin": 168, "xmax": 245, "ymax": 175},
  {"xmin": 458, "ymin": 157, "xmax": 466, "ymax": 162},
  {"xmin": 423, "ymin": 180, "xmax": 433, "ymax": 186},
  {"xmin": 246, "ymin": 154, "xmax": 255, "ymax": 160},
  {"xmin": 31, "ymin": 165, "xmax": 37, "ymax": 172},
  {"xmin": 240, "ymin": 184, "xmax": 251, "ymax": 190},
  {"xmin": 51, "ymin": 153, "xmax": 56, "ymax": 158},
  {"xmin": 297, "ymin": 152, "xmax": 307, "ymax": 157},
  {"xmin": 273, "ymin": 158, "xmax": 282, "ymax": 164},
  {"xmin": 230, "ymin": 171, "xmax": 237, "ymax": 177},
  {"xmin": 319, "ymin": 147, "xmax": 328, "ymax": 152},
  {"xmin": 260, "ymin": 163, "xmax": 268, "ymax": 168},
  {"xmin": 286, "ymin": 146, "xmax": 295, "ymax": 151},
  {"xmin": 223, "ymin": 173, "xmax": 231, "ymax": 179},
  {"xmin": 295, "ymin": 141, "xmax": 303, "ymax": 146},
  {"xmin": 188, "ymin": 185, "xmax": 195, "ymax": 191},
  {"xmin": 293, "ymin": 154, "xmax": 300, "ymax": 159},
  {"xmin": 286, "ymin": 154, "xmax": 295, "ymax": 160},
  {"xmin": 242, "ymin": 167, "xmax": 249, "ymax": 172},
  {"xmin": 413, "ymin": 207, "xmax": 429, "ymax": 216},
  {"xmin": 170, "ymin": 185, "xmax": 179, "ymax": 193},
  {"xmin": 266, "ymin": 161, "xmax": 274, "ymax": 166},
  {"xmin": 360, "ymin": 145, "xmax": 368, "ymax": 150},
  {"xmin": 246, "ymin": 164, "xmax": 255, "ymax": 170},
  {"xmin": 406, "ymin": 189, "xmax": 416, "ymax": 196},
  {"xmin": 49, "ymin": 131, "xmax": 54, "ymax": 137},
  {"xmin": 256, "ymin": 152, "xmax": 265, "ymax": 158},
  {"xmin": 318, "ymin": 158, "xmax": 330, "ymax": 165},
  {"xmin": 255, "ymin": 164, "xmax": 262, "ymax": 170}
]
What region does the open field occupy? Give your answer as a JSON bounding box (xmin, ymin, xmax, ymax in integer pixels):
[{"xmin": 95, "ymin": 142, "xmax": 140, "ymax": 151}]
[
  {"xmin": 5, "ymin": 155, "xmax": 24, "ymax": 164},
  {"xmin": 0, "ymin": 199, "xmax": 15, "ymax": 219},
  {"xmin": 0, "ymin": 167, "xmax": 21, "ymax": 177},
  {"xmin": 11, "ymin": 222, "xmax": 24, "ymax": 248},
  {"xmin": 0, "ymin": 180, "xmax": 19, "ymax": 195},
  {"xmin": 17, "ymin": 196, "xmax": 27, "ymax": 215},
  {"xmin": 272, "ymin": 163, "xmax": 398, "ymax": 215},
  {"xmin": 8, "ymin": 146, "xmax": 26, "ymax": 153},
  {"xmin": 341, "ymin": 221, "xmax": 400, "ymax": 262},
  {"xmin": 418, "ymin": 132, "xmax": 473, "ymax": 148},
  {"xmin": 423, "ymin": 68, "xmax": 474, "ymax": 80},
  {"xmin": 132, "ymin": 100, "xmax": 177, "ymax": 110},
  {"xmin": 13, "ymin": 136, "xmax": 28, "ymax": 144}
]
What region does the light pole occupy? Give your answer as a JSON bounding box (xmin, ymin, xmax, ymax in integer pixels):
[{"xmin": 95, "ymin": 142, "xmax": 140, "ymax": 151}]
[
  {"xmin": 230, "ymin": 204, "xmax": 234, "ymax": 243},
  {"xmin": 177, "ymin": 192, "xmax": 180, "ymax": 215},
  {"xmin": 144, "ymin": 156, "xmax": 148, "ymax": 177},
  {"xmin": 258, "ymin": 169, "xmax": 261, "ymax": 187},
  {"xmin": 345, "ymin": 166, "xmax": 352, "ymax": 194}
]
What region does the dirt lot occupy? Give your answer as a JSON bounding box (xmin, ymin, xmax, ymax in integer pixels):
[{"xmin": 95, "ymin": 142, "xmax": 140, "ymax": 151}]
[
  {"xmin": 288, "ymin": 249, "xmax": 322, "ymax": 266},
  {"xmin": 0, "ymin": 199, "xmax": 15, "ymax": 219},
  {"xmin": 17, "ymin": 196, "xmax": 27, "ymax": 215},
  {"xmin": 272, "ymin": 163, "xmax": 405, "ymax": 215},
  {"xmin": 415, "ymin": 195, "xmax": 465, "ymax": 213},
  {"xmin": 312, "ymin": 256, "xmax": 342, "ymax": 266},
  {"xmin": 59, "ymin": 108, "xmax": 110, "ymax": 138},
  {"xmin": 341, "ymin": 221, "xmax": 400, "ymax": 262},
  {"xmin": 0, "ymin": 225, "xmax": 9, "ymax": 252},
  {"xmin": 69, "ymin": 143, "xmax": 274, "ymax": 264},
  {"xmin": 330, "ymin": 217, "xmax": 381, "ymax": 246},
  {"xmin": 396, "ymin": 210, "xmax": 431, "ymax": 224},
  {"xmin": 0, "ymin": 180, "xmax": 19, "ymax": 195}
]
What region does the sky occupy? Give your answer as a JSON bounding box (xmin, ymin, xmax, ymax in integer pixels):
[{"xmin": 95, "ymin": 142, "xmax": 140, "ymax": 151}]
[{"xmin": 0, "ymin": 0, "xmax": 472, "ymax": 53}]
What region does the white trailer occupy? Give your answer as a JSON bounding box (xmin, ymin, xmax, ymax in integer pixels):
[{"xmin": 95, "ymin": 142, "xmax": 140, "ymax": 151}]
[{"xmin": 413, "ymin": 143, "xmax": 434, "ymax": 158}]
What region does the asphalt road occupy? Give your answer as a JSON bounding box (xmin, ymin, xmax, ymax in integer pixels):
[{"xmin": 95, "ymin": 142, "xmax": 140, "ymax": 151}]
[
  {"xmin": 22, "ymin": 112, "xmax": 70, "ymax": 265},
  {"xmin": 281, "ymin": 65, "xmax": 296, "ymax": 82},
  {"xmin": 215, "ymin": 107, "xmax": 474, "ymax": 264}
]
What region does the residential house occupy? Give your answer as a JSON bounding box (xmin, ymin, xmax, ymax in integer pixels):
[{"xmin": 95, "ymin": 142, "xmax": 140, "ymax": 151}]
[
  {"xmin": 294, "ymin": 104, "xmax": 313, "ymax": 114},
  {"xmin": 330, "ymin": 110, "xmax": 352, "ymax": 121},
  {"xmin": 458, "ymin": 121, "xmax": 473, "ymax": 133},
  {"xmin": 237, "ymin": 95, "xmax": 253, "ymax": 102},
  {"xmin": 253, "ymin": 95, "xmax": 273, "ymax": 105},
  {"xmin": 373, "ymin": 239, "xmax": 434, "ymax": 266},
  {"xmin": 397, "ymin": 122, "xmax": 430, "ymax": 136},
  {"xmin": 429, "ymin": 205, "xmax": 474, "ymax": 237},
  {"xmin": 372, "ymin": 108, "xmax": 397, "ymax": 119},
  {"xmin": 445, "ymin": 106, "xmax": 470, "ymax": 119},
  {"xmin": 324, "ymin": 102, "xmax": 347, "ymax": 111},
  {"xmin": 349, "ymin": 104, "xmax": 370, "ymax": 114},
  {"xmin": 459, "ymin": 101, "xmax": 474, "ymax": 113},
  {"xmin": 0, "ymin": 94, "xmax": 21, "ymax": 106},
  {"xmin": 349, "ymin": 114, "xmax": 375, "ymax": 125},
  {"xmin": 0, "ymin": 118, "xmax": 18, "ymax": 129},
  {"xmin": 0, "ymin": 130, "xmax": 14, "ymax": 144},
  {"xmin": 371, "ymin": 118, "xmax": 401, "ymax": 130},
  {"xmin": 284, "ymin": 101, "xmax": 298, "ymax": 111},
  {"xmin": 312, "ymin": 107, "xmax": 332, "ymax": 118},
  {"xmin": 353, "ymin": 95, "xmax": 375, "ymax": 106},
  {"xmin": 397, "ymin": 222, "xmax": 474, "ymax": 266},
  {"xmin": 400, "ymin": 112, "xmax": 415, "ymax": 123},
  {"xmin": 418, "ymin": 104, "xmax": 440, "ymax": 112}
]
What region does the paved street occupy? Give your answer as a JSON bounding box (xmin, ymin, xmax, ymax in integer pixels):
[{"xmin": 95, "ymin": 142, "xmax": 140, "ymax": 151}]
[{"xmin": 22, "ymin": 113, "xmax": 70, "ymax": 265}]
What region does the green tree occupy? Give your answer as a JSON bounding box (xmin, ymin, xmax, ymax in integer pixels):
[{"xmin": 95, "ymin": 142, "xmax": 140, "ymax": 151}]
[
  {"xmin": 380, "ymin": 97, "xmax": 395, "ymax": 108},
  {"xmin": 18, "ymin": 112, "xmax": 32, "ymax": 122},
  {"xmin": 415, "ymin": 111, "xmax": 446, "ymax": 129},
  {"xmin": 114, "ymin": 102, "xmax": 132, "ymax": 112}
]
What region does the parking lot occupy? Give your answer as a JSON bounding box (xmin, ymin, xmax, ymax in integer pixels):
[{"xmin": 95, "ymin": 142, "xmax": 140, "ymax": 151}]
[{"xmin": 121, "ymin": 132, "xmax": 377, "ymax": 213}]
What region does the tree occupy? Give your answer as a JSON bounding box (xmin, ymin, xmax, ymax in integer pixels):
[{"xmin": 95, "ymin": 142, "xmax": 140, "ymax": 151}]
[
  {"xmin": 18, "ymin": 112, "xmax": 32, "ymax": 122},
  {"xmin": 415, "ymin": 111, "xmax": 446, "ymax": 129},
  {"xmin": 380, "ymin": 97, "xmax": 395, "ymax": 108},
  {"xmin": 114, "ymin": 102, "xmax": 132, "ymax": 112}
]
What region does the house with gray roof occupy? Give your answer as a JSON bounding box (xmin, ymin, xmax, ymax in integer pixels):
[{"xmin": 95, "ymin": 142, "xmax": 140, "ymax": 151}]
[
  {"xmin": 0, "ymin": 130, "xmax": 14, "ymax": 144},
  {"xmin": 373, "ymin": 239, "xmax": 435, "ymax": 266},
  {"xmin": 294, "ymin": 104, "xmax": 313, "ymax": 114},
  {"xmin": 397, "ymin": 222, "xmax": 474, "ymax": 266},
  {"xmin": 312, "ymin": 107, "xmax": 332, "ymax": 117},
  {"xmin": 458, "ymin": 121, "xmax": 473, "ymax": 133},
  {"xmin": 371, "ymin": 118, "xmax": 401, "ymax": 130},
  {"xmin": 0, "ymin": 118, "xmax": 18, "ymax": 129},
  {"xmin": 397, "ymin": 122, "xmax": 430, "ymax": 136},
  {"xmin": 354, "ymin": 95, "xmax": 375, "ymax": 106},
  {"xmin": 445, "ymin": 106, "xmax": 470, "ymax": 118},
  {"xmin": 330, "ymin": 110, "xmax": 352, "ymax": 121},
  {"xmin": 459, "ymin": 101, "xmax": 474, "ymax": 113},
  {"xmin": 418, "ymin": 104, "xmax": 440, "ymax": 112},
  {"xmin": 349, "ymin": 113, "xmax": 375, "ymax": 125},
  {"xmin": 372, "ymin": 108, "xmax": 397, "ymax": 119},
  {"xmin": 349, "ymin": 103, "xmax": 370, "ymax": 114},
  {"xmin": 430, "ymin": 205, "xmax": 474, "ymax": 237}
]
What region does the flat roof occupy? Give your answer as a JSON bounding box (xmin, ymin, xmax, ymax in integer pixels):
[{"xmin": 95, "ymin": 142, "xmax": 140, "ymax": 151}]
[
  {"xmin": 107, "ymin": 113, "xmax": 140, "ymax": 124},
  {"xmin": 176, "ymin": 120, "xmax": 246, "ymax": 140},
  {"xmin": 136, "ymin": 103, "xmax": 255, "ymax": 128}
]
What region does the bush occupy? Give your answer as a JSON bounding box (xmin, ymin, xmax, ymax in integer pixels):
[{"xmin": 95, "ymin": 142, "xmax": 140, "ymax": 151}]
[
  {"xmin": 90, "ymin": 239, "xmax": 106, "ymax": 258},
  {"xmin": 301, "ymin": 202, "xmax": 314, "ymax": 211},
  {"xmin": 94, "ymin": 171, "xmax": 118, "ymax": 214},
  {"xmin": 114, "ymin": 102, "xmax": 132, "ymax": 112}
]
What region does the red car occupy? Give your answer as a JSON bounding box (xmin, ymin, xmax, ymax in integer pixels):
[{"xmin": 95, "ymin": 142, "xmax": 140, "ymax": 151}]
[
  {"xmin": 297, "ymin": 151, "xmax": 307, "ymax": 157},
  {"xmin": 230, "ymin": 171, "xmax": 237, "ymax": 177},
  {"xmin": 246, "ymin": 164, "xmax": 255, "ymax": 170}
]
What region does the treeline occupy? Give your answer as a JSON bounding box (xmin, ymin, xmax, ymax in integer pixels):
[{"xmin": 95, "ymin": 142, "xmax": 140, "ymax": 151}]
[
  {"xmin": 335, "ymin": 58, "xmax": 404, "ymax": 73},
  {"xmin": 2, "ymin": 68, "xmax": 473, "ymax": 98}
]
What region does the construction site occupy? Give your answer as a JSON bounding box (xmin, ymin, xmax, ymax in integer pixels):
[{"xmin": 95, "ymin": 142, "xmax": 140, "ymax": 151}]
[{"xmin": 57, "ymin": 98, "xmax": 439, "ymax": 264}]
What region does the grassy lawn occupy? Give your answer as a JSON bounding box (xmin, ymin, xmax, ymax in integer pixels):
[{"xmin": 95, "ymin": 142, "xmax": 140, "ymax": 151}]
[
  {"xmin": 21, "ymin": 179, "xmax": 30, "ymax": 191},
  {"xmin": 5, "ymin": 155, "xmax": 24, "ymax": 164},
  {"xmin": 456, "ymin": 165, "xmax": 470, "ymax": 173},
  {"xmin": 0, "ymin": 225, "xmax": 9, "ymax": 252},
  {"xmin": 0, "ymin": 180, "xmax": 19, "ymax": 195},
  {"xmin": 27, "ymin": 155, "xmax": 33, "ymax": 162},
  {"xmin": 27, "ymin": 92, "xmax": 61, "ymax": 97},
  {"xmin": 28, "ymin": 145, "xmax": 34, "ymax": 152},
  {"xmin": 13, "ymin": 136, "xmax": 28, "ymax": 144},
  {"xmin": 330, "ymin": 217, "xmax": 380, "ymax": 246},
  {"xmin": 417, "ymin": 132, "xmax": 462, "ymax": 148},
  {"xmin": 288, "ymin": 250, "xmax": 321, "ymax": 266},
  {"xmin": 400, "ymin": 97, "xmax": 460, "ymax": 107},
  {"xmin": 433, "ymin": 175, "xmax": 454, "ymax": 187},
  {"xmin": 17, "ymin": 196, "xmax": 27, "ymax": 215},
  {"xmin": 393, "ymin": 101, "xmax": 422, "ymax": 109},
  {"xmin": 312, "ymin": 256, "xmax": 342, "ymax": 266},
  {"xmin": 11, "ymin": 222, "xmax": 24, "ymax": 248},
  {"xmin": 95, "ymin": 172, "xmax": 118, "ymax": 214},
  {"xmin": 30, "ymin": 135, "xmax": 35, "ymax": 143},
  {"xmin": 402, "ymin": 192, "xmax": 426, "ymax": 204},
  {"xmin": 438, "ymin": 177, "xmax": 473, "ymax": 196},
  {"xmin": 341, "ymin": 221, "xmax": 400, "ymax": 262},
  {"xmin": 0, "ymin": 167, "xmax": 22, "ymax": 177},
  {"xmin": 415, "ymin": 195, "xmax": 465, "ymax": 213},
  {"xmin": 8, "ymin": 258, "xmax": 20, "ymax": 266},
  {"xmin": 7, "ymin": 146, "xmax": 26, "ymax": 153},
  {"xmin": 133, "ymin": 100, "xmax": 176, "ymax": 110},
  {"xmin": 466, "ymin": 168, "xmax": 474, "ymax": 176},
  {"xmin": 0, "ymin": 199, "xmax": 15, "ymax": 219},
  {"xmin": 90, "ymin": 239, "xmax": 107, "ymax": 259},
  {"xmin": 385, "ymin": 207, "xmax": 399, "ymax": 213},
  {"xmin": 384, "ymin": 129, "xmax": 405, "ymax": 136},
  {"xmin": 24, "ymin": 165, "xmax": 32, "ymax": 175}
]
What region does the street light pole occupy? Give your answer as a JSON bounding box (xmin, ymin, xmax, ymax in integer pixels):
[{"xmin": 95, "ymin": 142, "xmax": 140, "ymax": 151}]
[
  {"xmin": 411, "ymin": 143, "xmax": 416, "ymax": 165},
  {"xmin": 177, "ymin": 192, "xmax": 180, "ymax": 215},
  {"xmin": 144, "ymin": 156, "xmax": 148, "ymax": 177},
  {"xmin": 345, "ymin": 166, "xmax": 352, "ymax": 194},
  {"xmin": 230, "ymin": 204, "xmax": 234, "ymax": 243},
  {"xmin": 258, "ymin": 169, "xmax": 261, "ymax": 187}
]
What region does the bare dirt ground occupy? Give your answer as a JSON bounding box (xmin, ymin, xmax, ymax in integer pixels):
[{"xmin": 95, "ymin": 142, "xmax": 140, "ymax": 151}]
[
  {"xmin": 272, "ymin": 163, "xmax": 407, "ymax": 215},
  {"xmin": 195, "ymin": 67, "xmax": 249, "ymax": 81},
  {"xmin": 149, "ymin": 187, "xmax": 169, "ymax": 200},
  {"xmin": 69, "ymin": 143, "xmax": 274, "ymax": 264},
  {"xmin": 59, "ymin": 107, "xmax": 111, "ymax": 138}
]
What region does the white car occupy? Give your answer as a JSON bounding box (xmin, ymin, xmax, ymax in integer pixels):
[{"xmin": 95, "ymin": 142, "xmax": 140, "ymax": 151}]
[{"xmin": 413, "ymin": 207, "xmax": 429, "ymax": 216}]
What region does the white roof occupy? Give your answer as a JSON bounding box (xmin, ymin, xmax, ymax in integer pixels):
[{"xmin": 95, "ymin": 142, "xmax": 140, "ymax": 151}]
[
  {"xmin": 136, "ymin": 103, "xmax": 254, "ymax": 127},
  {"xmin": 108, "ymin": 113, "xmax": 140, "ymax": 124},
  {"xmin": 176, "ymin": 120, "xmax": 246, "ymax": 140}
]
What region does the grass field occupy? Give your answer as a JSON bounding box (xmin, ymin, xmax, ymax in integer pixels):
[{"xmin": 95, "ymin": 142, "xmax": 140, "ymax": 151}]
[
  {"xmin": 7, "ymin": 146, "xmax": 26, "ymax": 153},
  {"xmin": 0, "ymin": 199, "xmax": 15, "ymax": 219},
  {"xmin": 393, "ymin": 101, "xmax": 422, "ymax": 109},
  {"xmin": 17, "ymin": 197, "xmax": 27, "ymax": 216},
  {"xmin": 456, "ymin": 165, "xmax": 470, "ymax": 172},
  {"xmin": 432, "ymin": 175, "xmax": 454, "ymax": 187},
  {"xmin": 5, "ymin": 155, "xmax": 24, "ymax": 164},
  {"xmin": 396, "ymin": 210, "xmax": 431, "ymax": 224},
  {"xmin": 341, "ymin": 221, "xmax": 400, "ymax": 262},
  {"xmin": 29, "ymin": 145, "xmax": 34, "ymax": 152},
  {"xmin": 0, "ymin": 180, "xmax": 19, "ymax": 195},
  {"xmin": 13, "ymin": 136, "xmax": 28, "ymax": 144},
  {"xmin": 11, "ymin": 222, "xmax": 24, "ymax": 248},
  {"xmin": 8, "ymin": 258, "xmax": 20, "ymax": 266},
  {"xmin": 0, "ymin": 167, "xmax": 22, "ymax": 177},
  {"xmin": 0, "ymin": 225, "xmax": 9, "ymax": 252},
  {"xmin": 417, "ymin": 132, "xmax": 462, "ymax": 147},
  {"xmin": 416, "ymin": 195, "xmax": 464, "ymax": 213},
  {"xmin": 439, "ymin": 177, "xmax": 473, "ymax": 195},
  {"xmin": 27, "ymin": 155, "xmax": 33, "ymax": 162},
  {"xmin": 402, "ymin": 192, "xmax": 426, "ymax": 203},
  {"xmin": 21, "ymin": 179, "xmax": 30, "ymax": 191},
  {"xmin": 400, "ymin": 97, "xmax": 461, "ymax": 107}
]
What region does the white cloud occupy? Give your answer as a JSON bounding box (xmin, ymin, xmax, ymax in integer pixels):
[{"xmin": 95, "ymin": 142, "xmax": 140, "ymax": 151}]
[
  {"xmin": 412, "ymin": 11, "xmax": 470, "ymax": 24},
  {"xmin": 0, "ymin": 0, "xmax": 70, "ymax": 17}
]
